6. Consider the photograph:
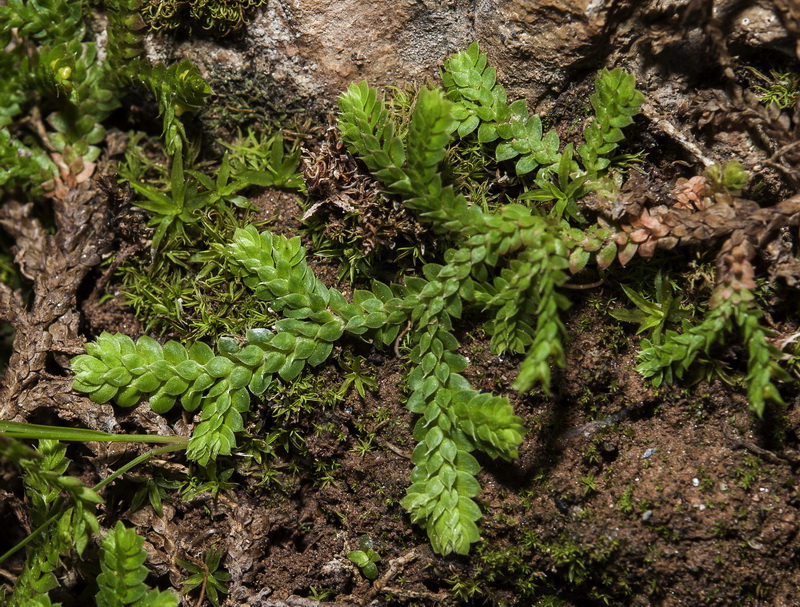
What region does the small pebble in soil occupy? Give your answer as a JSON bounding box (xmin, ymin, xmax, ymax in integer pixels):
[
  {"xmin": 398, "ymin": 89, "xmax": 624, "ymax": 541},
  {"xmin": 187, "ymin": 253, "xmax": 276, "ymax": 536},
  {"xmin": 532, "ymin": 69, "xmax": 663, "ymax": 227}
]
[
  {"xmin": 641, "ymin": 510, "xmax": 653, "ymax": 522},
  {"xmin": 601, "ymin": 441, "xmax": 618, "ymax": 457},
  {"xmin": 692, "ymin": 478, "xmax": 700, "ymax": 487},
  {"xmin": 642, "ymin": 448, "xmax": 656, "ymax": 459}
]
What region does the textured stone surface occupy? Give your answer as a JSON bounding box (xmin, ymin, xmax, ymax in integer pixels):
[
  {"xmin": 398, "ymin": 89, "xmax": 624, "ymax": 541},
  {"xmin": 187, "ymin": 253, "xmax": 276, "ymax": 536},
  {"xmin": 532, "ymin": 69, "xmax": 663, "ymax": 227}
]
[
  {"xmin": 728, "ymin": 0, "xmax": 796, "ymax": 54},
  {"xmin": 151, "ymin": 0, "xmax": 617, "ymax": 116},
  {"xmin": 146, "ymin": 0, "xmax": 799, "ymax": 129}
]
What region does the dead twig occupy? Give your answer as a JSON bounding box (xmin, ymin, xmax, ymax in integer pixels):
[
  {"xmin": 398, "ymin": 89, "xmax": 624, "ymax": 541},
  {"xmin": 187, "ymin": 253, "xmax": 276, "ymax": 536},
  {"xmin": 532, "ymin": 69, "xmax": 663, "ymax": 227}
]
[
  {"xmin": 378, "ymin": 586, "xmax": 450, "ymax": 602},
  {"xmin": 722, "ymin": 423, "xmax": 800, "ymax": 468},
  {"xmin": 373, "ymin": 437, "xmax": 411, "ymax": 460},
  {"xmin": 393, "ymin": 321, "xmax": 412, "ymax": 358},
  {"xmin": 366, "ymin": 546, "xmax": 427, "ymax": 602},
  {"xmin": 641, "ymin": 102, "xmax": 715, "ymax": 167}
]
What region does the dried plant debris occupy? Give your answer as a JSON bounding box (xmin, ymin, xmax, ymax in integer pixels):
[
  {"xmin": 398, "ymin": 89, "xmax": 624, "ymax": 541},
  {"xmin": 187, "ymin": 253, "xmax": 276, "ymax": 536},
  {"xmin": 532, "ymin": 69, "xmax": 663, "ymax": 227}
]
[
  {"xmin": 301, "ymin": 125, "xmax": 431, "ymax": 280},
  {"xmin": 576, "ymin": 167, "xmax": 800, "ymax": 289},
  {"xmin": 0, "ymin": 165, "xmax": 114, "ymax": 420},
  {"xmin": 636, "ymin": 0, "xmax": 799, "ymax": 190},
  {"xmin": 690, "ymin": 85, "xmax": 800, "ymax": 188}
]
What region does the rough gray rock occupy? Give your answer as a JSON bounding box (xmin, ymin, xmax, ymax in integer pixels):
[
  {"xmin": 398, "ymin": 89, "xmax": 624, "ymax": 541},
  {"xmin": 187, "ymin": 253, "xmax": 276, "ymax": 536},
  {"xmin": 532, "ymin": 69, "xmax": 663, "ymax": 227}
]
[
  {"xmin": 147, "ymin": 0, "xmax": 621, "ymax": 116},
  {"xmin": 146, "ymin": 0, "xmax": 799, "ymax": 121}
]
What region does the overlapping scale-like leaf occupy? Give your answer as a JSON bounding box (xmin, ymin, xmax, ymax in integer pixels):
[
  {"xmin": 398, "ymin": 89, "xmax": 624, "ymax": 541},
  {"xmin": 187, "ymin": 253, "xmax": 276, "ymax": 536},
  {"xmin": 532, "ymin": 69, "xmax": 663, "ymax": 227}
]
[
  {"xmin": 72, "ymin": 314, "xmax": 344, "ymax": 465},
  {"xmin": 96, "ymin": 521, "xmax": 178, "ymax": 607}
]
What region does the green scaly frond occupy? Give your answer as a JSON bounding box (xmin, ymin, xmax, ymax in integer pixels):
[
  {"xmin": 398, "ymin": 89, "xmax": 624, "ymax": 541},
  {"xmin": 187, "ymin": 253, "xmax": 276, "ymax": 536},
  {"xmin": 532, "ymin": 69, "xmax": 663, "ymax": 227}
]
[
  {"xmin": 636, "ymin": 288, "xmax": 789, "ymax": 416},
  {"xmin": 0, "ymin": 0, "xmax": 85, "ymax": 46},
  {"xmin": 1, "ymin": 437, "xmax": 103, "ymax": 606},
  {"xmin": 106, "ymin": 0, "xmax": 147, "ymax": 71},
  {"xmin": 441, "ymin": 40, "xmax": 514, "ymax": 141},
  {"xmin": 337, "ymin": 80, "xmax": 411, "ymax": 193},
  {"xmin": 96, "ymin": 522, "xmax": 178, "ymax": 607},
  {"xmin": 0, "ymin": 128, "xmax": 56, "ymax": 193},
  {"xmin": 68, "ymin": 44, "xmax": 649, "ymax": 560},
  {"xmin": 578, "ymin": 67, "xmax": 645, "ymax": 177}
]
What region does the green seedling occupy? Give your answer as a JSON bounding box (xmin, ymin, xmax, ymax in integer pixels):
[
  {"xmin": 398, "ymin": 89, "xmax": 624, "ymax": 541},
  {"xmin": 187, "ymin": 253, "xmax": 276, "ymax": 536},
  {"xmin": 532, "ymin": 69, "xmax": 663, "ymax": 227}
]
[
  {"xmin": 347, "ymin": 536, "xmax": 381, "ymax": 580},
  {"xmin": 705, "ymin": 161, "xmax": 749, "ymax": 195},
  {"xmin": 187, "ymin": 151, "xmax": 255, "ymax": 211},
  {"xmin": 130, "ymin": 140, "xmax": 293, "ymax": 253},
  {"xmin": 178, "ymin": 548, "xmax": 231, "ymax": 607},
  {"xmin": 746, "ymin": 66, "xmax": 800, "ymax": 110},
  {"xmin": 128, "ymin": 472, "xmax": 183, "ymax": 517},
  {"xmin": 130, "ymin": 153, "xmax": 207, "ymax": 252},
  {"xmin": 610, "ymin": 271, "xmax": 689, "ymax": 344},
  {"xmin": 307, "ymin": 586, "xmax": 335, "ymax": 601},
  {"xmin": 220, "ymin": 130, "xmax": 305, "ymax": 192},
  {"xmin": 580, "ymin": 472, "xmax": 598, "ymax": 496},
  {"xmin": 337, "ymin": 353, "xmax": 378, "ymax": 398},
  {"xmin": 519, "ymin": 143, "xmax": 589, "ymax": 222}
]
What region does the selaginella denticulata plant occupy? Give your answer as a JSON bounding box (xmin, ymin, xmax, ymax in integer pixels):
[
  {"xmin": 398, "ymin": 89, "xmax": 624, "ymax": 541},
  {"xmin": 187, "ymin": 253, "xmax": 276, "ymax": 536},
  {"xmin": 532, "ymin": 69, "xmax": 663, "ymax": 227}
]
[{"xmin": 71, "ymin": 43, "xmax": 791, "ymax": 556}]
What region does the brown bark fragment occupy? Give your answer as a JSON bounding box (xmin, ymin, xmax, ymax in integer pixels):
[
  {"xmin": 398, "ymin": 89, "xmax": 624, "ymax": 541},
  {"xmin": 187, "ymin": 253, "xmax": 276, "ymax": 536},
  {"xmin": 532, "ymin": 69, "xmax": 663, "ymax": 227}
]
[
  {"xmin": 606, "ymin": 192, "xmax": 800, "ymax": 293},
  {"xmin": 0, "ymin": 168, "xmax": 115, "ymax": 422}
]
